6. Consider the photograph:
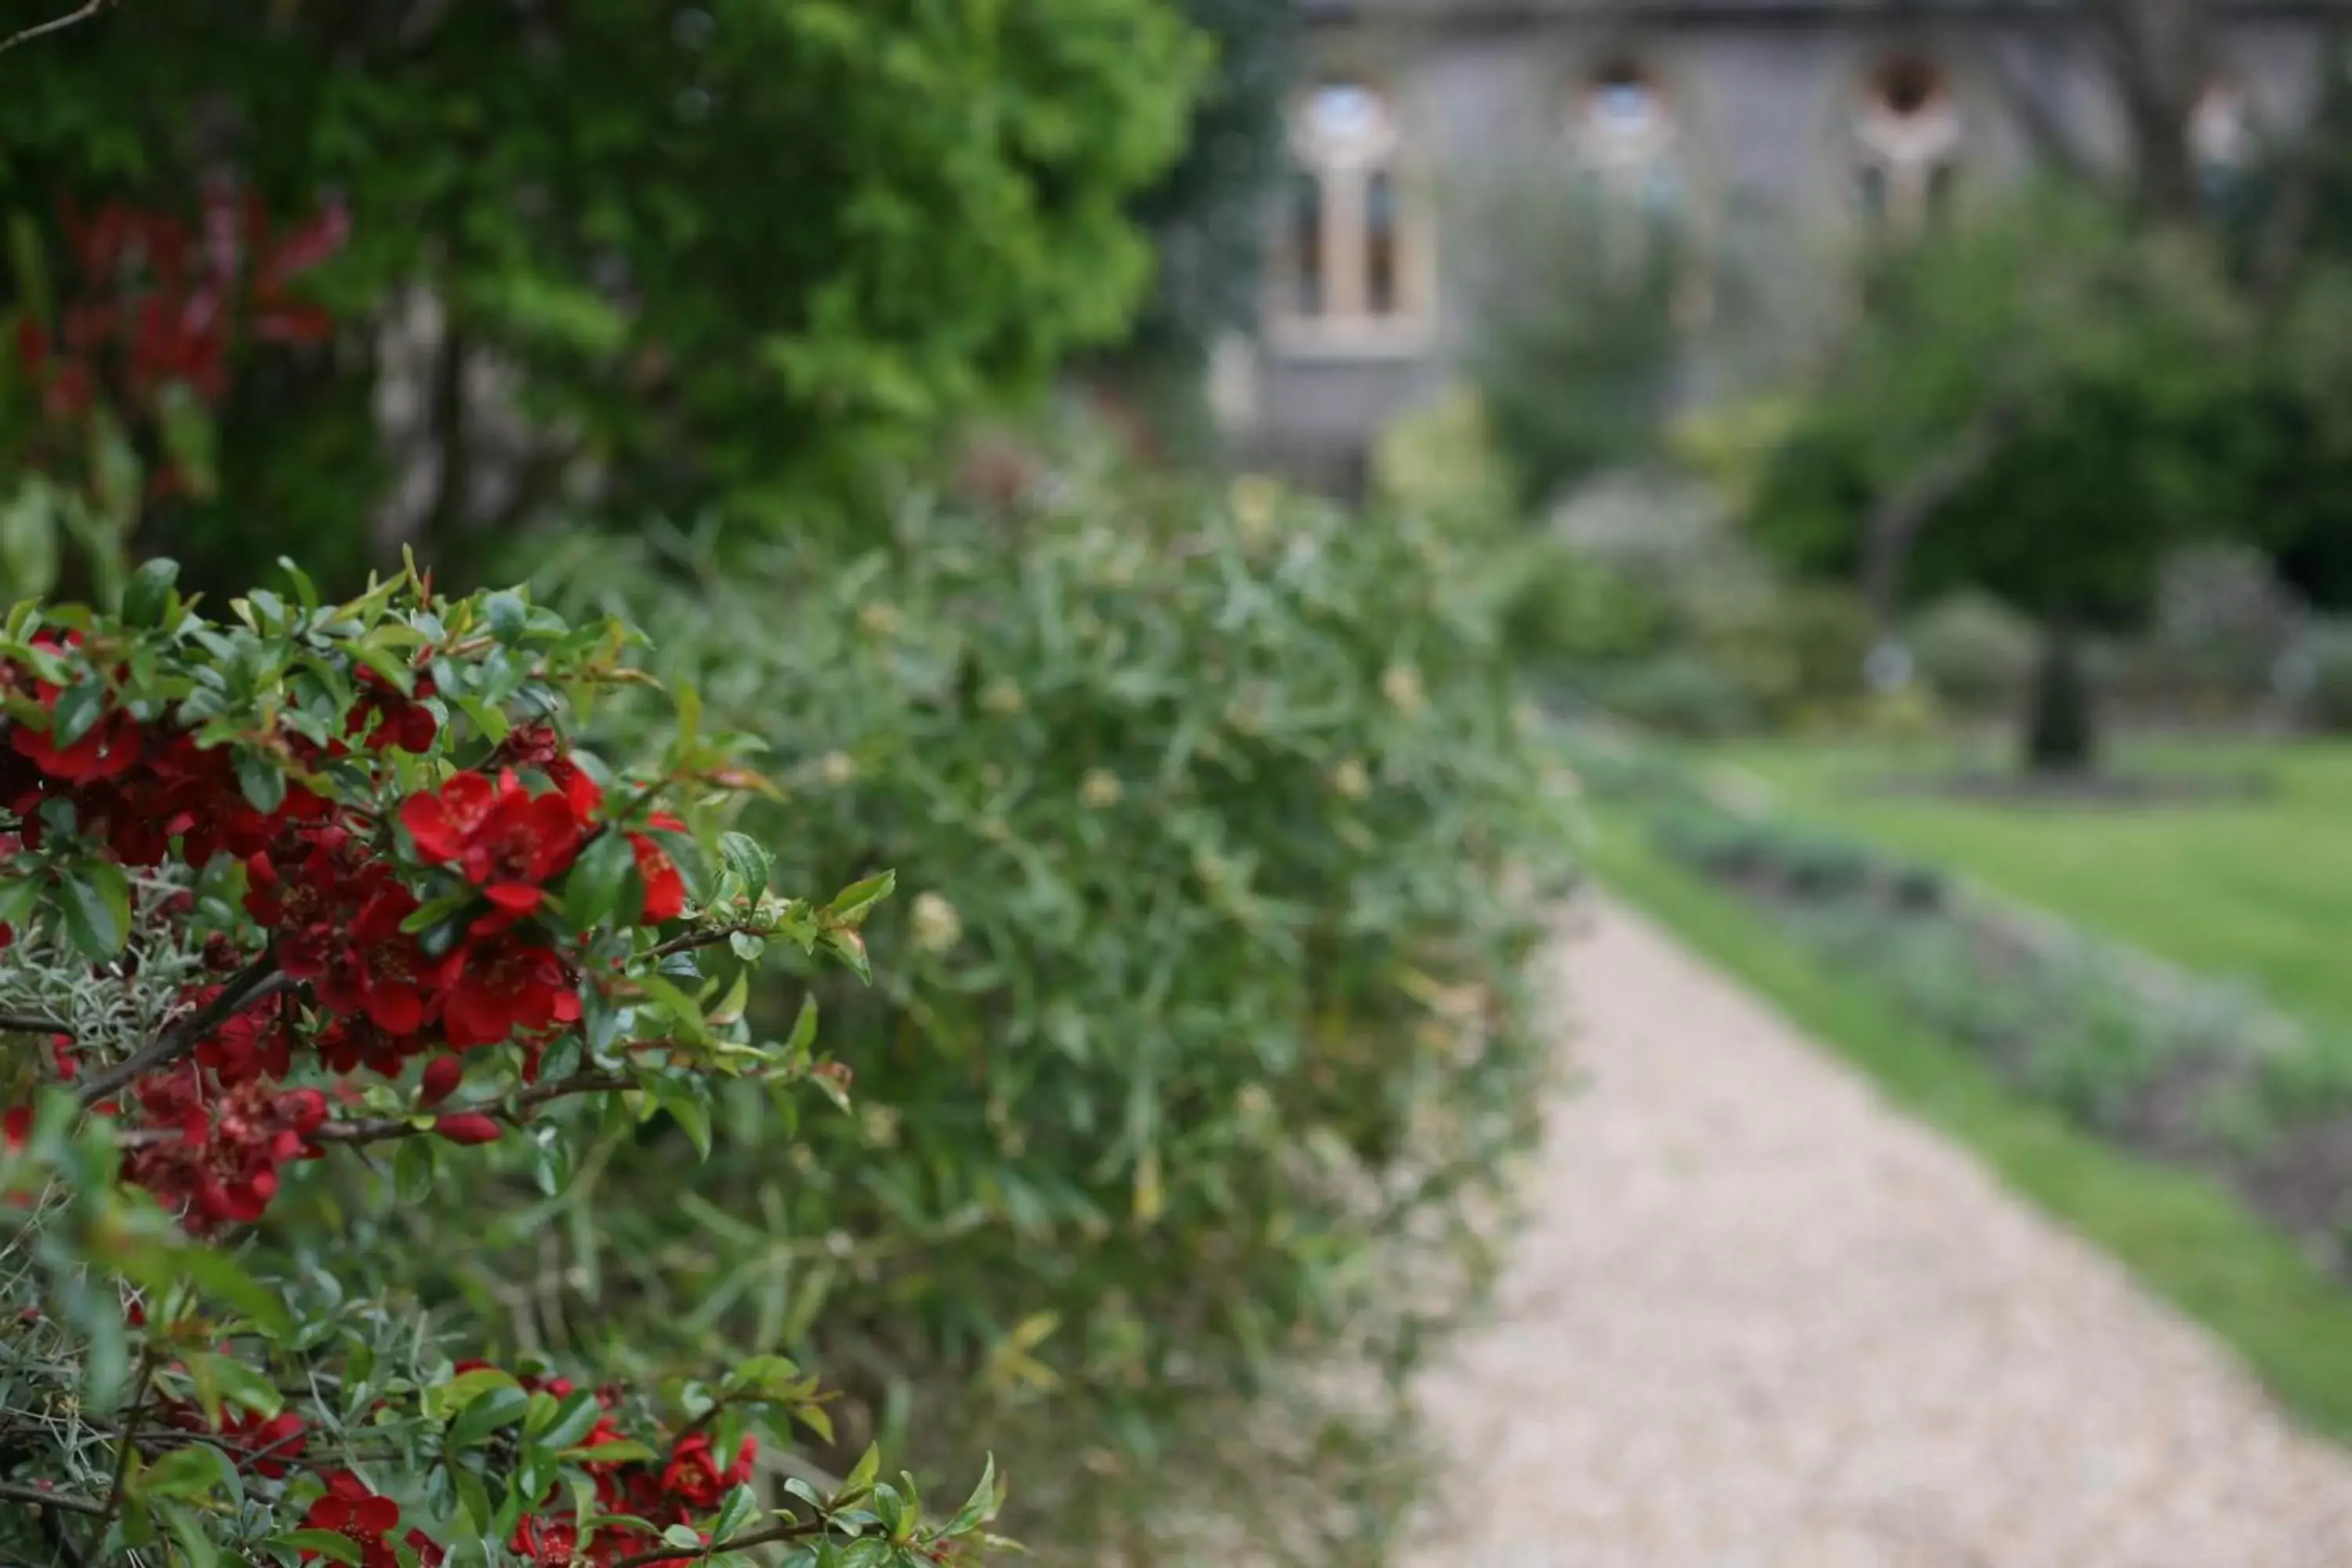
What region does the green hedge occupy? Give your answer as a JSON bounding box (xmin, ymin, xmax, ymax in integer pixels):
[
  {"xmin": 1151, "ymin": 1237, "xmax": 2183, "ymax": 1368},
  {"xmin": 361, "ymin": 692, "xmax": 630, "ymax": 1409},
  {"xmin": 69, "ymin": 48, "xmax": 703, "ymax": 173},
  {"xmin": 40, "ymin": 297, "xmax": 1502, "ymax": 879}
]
[{"xmin": 464, "ymin": 459, "xmax": 1580, "ymax": 1557}]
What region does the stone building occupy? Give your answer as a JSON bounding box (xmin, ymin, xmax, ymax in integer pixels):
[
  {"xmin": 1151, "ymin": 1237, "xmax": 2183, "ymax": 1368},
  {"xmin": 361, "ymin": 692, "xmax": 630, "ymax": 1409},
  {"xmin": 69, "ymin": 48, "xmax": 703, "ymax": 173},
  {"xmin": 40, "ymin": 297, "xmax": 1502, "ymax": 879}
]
[{"xmin": 1216, "ymin": 0, "xmax": 2336, "ymax": 490}]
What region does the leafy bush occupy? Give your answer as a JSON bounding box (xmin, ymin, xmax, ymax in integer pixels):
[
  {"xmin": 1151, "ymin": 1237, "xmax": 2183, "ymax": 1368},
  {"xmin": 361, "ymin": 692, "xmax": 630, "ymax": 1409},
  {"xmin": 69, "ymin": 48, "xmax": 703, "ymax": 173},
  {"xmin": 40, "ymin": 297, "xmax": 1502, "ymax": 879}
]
[
  {"xmin": 0, "ymin": 564, "xmax": 1002, "ymax": 1565},
  {"xmin": 5, "ymin": 1, "xmax": 1205, "ymax": 588},
  {"xmin": 1371, "ymin": 389, "xmax": 1522, "ymax": 538},
  {"xmin": 518, "ymin": 464, "xmax": 1577, "ymax": 1557},
  {"xmin": 1686, "ymin": 581, "xmax": 1872, "ymax": 726},
  {"xmin": 1577, "ymin": 652, "xmax": 1761, "ymax": 738},
  {"xmin": 1904, "ymin": 593, "xmax": 2037, "ymax": 716}
]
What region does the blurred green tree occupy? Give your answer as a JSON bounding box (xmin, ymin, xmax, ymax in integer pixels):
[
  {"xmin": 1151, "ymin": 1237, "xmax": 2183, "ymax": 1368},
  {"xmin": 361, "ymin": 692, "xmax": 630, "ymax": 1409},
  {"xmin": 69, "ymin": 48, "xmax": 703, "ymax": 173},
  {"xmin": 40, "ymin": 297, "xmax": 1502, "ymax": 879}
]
[
  {"xmin": 0, "ymin": 0, "xmax": 1204, "ymax": 593},
  {"xmin": 1750, "ymin": 196, "xmax": 2273, "ymax": 774}
]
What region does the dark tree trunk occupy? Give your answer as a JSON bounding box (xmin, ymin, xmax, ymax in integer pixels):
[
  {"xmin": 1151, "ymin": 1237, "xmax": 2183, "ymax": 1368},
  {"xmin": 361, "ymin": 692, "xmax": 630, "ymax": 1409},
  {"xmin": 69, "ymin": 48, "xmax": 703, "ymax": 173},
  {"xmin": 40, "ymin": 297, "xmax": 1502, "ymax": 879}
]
[{"xmin": 2025, "ymin": 613, "xmax": 2099, "ymax": 775}]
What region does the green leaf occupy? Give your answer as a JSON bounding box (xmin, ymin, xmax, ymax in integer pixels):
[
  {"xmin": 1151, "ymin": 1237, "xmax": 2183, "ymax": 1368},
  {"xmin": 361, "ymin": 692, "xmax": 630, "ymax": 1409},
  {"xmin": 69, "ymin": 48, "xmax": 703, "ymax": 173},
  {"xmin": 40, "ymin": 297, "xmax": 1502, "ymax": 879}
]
[
  {"xmin": 946, "ymin": 1455, "xmax": 1000, "ymax": 1534},
  {"xmin": 235, "ymin": 749, "xmax": 288, "ymax": 814},
  {"xmin": 276, "ymin": 557, "xmax": 320, "ymax": 612},
  {"xmin": 158, "ymin": 1501, "xmax": 223, "ymax": 1568},
  {"xmin": 136, "ymin": 1441, "xmax": 238, "ymax": 1502},
  {"xmin": 818, "ymin": 925, "xmax": 872, "ymax": 985},
  {"xmin": 485, "ymin": 590, "xmax": 528, "ymax": 644},
  {"xmin": 55, "ymin": 862, "xmax": 130, "ymax": 962},
  {"xmin": 268, "ymin": 1531, "xmax": 364, "ymax": 1566},
  {"xmin": 534, "ymin": 1389, "xmax": 604, "ymax": 1451},
  {"xmin": 347, "ymin": 637, "xmax": 417, "ymax": 697},
  {"xmin": 658, "ymin": 1081, "xmax": 713, "ymax": 1160},
  {"xmin": 824, "ymin": 870, "xmax": 896, "ymax": 928},
  {"xmin": 393, "ymin": 1137, "xmax": 437, "ymax": 1205},
  {"xmin": 563, "ymin": 829, "xmax": 639, "ymax": 932},
  {"xmin": 165, "ymin": 1245, "xmax": 292, "ymax": 1338},
  {"xmin": 51, "ymin": 677, "xmax": 105, "ymax": 746},
  {"xmin": 0, "ymin": 479, "xmax": 60, "ymax": 600},
  {"xmin": 711, "ymin": 1483, "xmax": 759, "ymax": 1543},
  {"xmin": 785, "ymin": 995, "xmax": 819, "ymax": 1058},
  {"xmin": 437, "ymin": 1366, "xmax": 523, "ymax": 1417},
  {"xmin": 446, "ymin": 1384, "xmax": 532, "ymax": 1450},
  {"xmin": 122, "ymin": 557, "xmax": 180, "ymax": 628},
  {"xmin": 718, "ymin": 832, "xmax": 773, "ymax": 894},
  {"xmin": 0, "ymin": 873, "xmax": 39, "ymax": 929},
  {"xmin": 400, "ymin": 889, "xmax": 477, "ymax": 935}
]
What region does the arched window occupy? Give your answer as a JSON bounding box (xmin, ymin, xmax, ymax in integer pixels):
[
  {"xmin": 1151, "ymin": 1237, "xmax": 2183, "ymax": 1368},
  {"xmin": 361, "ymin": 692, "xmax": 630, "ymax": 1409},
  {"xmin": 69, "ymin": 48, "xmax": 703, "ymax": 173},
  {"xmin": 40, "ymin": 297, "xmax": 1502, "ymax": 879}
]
[
  {"xmin": 1273, "ymin": 82, "xmax": 1432, "ymax": 347},
  {"xmin": 1575, "ymin": 59, "xmax": 1679, "ymax": 195},
  {"xmin": 1853, "ymin": 54, "xmax": 1962, "ymax": 236}
]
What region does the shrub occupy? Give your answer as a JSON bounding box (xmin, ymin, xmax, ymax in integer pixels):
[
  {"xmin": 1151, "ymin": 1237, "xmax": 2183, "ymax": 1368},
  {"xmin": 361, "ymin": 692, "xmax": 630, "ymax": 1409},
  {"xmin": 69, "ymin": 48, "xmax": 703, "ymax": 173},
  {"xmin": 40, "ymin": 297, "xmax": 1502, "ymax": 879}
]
[
  {"xmin": 1904, "ymin": 592, "xmax": 2038, "ymax": 716},
  {"xmin": 1577, "ymin": 652, "xmax": 1762, "ymax": 738},
  {"xmin": 0, "ymin": 564, "xmax": 1002, "ymax": 1564},
  {"xmin": 528, "ymin": 465, "xmax": 1575, "ymax": 1557},
  {"xmin": 7, "ymin": 1, "xmax": 1206, "ymax": 588}
]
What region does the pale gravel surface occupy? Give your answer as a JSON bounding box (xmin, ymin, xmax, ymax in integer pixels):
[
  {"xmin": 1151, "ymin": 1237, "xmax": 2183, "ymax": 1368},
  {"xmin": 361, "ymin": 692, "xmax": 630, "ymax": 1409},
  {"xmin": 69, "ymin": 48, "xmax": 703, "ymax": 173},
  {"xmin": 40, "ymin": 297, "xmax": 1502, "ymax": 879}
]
[{"xmin": 1404, "ymin": 897, "xmax": 2352, "ymax": 1568}]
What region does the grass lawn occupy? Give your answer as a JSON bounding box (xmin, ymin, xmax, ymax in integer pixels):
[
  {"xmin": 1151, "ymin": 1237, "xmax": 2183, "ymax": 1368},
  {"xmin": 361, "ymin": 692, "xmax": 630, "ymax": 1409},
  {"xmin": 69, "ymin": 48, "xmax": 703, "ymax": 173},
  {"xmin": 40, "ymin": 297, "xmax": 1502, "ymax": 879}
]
[
  {"xmin": 1585, "ymin": 812, "xmax": 2352, "ymax": 1445},
  {"xmin": 1700, "ymin": 737, "xmax": 2352, "ymax": 1031}
]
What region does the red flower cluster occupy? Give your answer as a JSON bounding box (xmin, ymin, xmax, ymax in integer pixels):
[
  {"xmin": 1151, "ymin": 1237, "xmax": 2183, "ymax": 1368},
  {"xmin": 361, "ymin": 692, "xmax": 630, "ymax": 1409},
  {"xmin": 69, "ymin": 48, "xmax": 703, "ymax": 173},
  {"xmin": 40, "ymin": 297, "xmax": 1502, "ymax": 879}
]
[
  {"xmin": 120, "ymin": 1061, "xmax": 328, "ymax": 1232},
  {"xmin": 164, "ymin": 1399, "xmax": 308, "ymax": 1479},
  {"xmin": 14, "ymin": 186, "xmax": 346, "ymax": 436},
  {"xmin": 2, "ymin": 648, "xmax": 688, "ymax": 1232},
  {"xmin": 299, "ymin": 1472, "xmax": 441, "ymax": 1568},
  {"xmin": 437, "ymin": 1362, "xmax": 759, "ymax": 1566}
]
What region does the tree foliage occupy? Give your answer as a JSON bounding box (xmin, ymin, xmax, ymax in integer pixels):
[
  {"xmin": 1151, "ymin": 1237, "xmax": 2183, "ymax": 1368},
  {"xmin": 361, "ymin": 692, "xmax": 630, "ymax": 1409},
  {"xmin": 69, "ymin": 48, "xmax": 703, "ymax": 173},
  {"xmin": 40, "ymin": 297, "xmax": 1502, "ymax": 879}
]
[
  {"xmin": 0, "ymin": 0, "xmax": 1206, "ymax": 591},
  {"xmin": 1747, "ymin": 194, "xmax": 2273, "ymax": 768}
]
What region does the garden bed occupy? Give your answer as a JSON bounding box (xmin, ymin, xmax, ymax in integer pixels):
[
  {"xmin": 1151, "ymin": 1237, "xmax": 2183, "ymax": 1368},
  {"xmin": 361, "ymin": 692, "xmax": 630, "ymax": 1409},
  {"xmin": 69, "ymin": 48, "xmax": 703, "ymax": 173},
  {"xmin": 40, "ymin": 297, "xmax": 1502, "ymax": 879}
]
[{"xmin": 1573, "ymin": 736, "xmax": 2352, "ymax": 1283}]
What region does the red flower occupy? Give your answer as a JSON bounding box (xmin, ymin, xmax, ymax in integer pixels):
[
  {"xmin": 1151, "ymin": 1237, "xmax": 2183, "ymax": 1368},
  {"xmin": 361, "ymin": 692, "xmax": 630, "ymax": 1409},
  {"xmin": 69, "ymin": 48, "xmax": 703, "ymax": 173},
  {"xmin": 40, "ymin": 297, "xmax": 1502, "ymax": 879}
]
[
  {"xmin": 300, "ymin": 1472, "xmax": 403, "ymax": 1568},
  {"xmin": 441, "ymin": 935, "xmax": 578, "ymax": 1051},
  {"xmin": 403, "ymin": 771, "xmax": 583, "ymax": 911},
  {"xmin": 659, "ymin": 1431, "xmax": 757, "ymax": 1512},
  {"xmin": 317, "ymin": 888, "xmax": 452, "ymax": 1037},
  {"xmin": 629, "ymin": 833, "xmax": 685, "ymax": 923},
  {"xmin": 347, "ymin": 666, "xmax": 438, "ymax": 753},
  {"xmin": 488, "ymin": 724, "xmax": 604, "ymax": 826},
  {"xmin": 194, "ymin": 989, "xmax": 292, "ymax": 1085},
  {"xmin": 314, "ymin": 1014, "xmax": 426, "ymax": 1079},
  {"xmin": 121, "ymin": 1066, "xmax": 329, "ymax": 1231},
  {"xmin": 11, "ymin": 711, "xmax": 142, "ymax": 783},
  {"xmin": 185, "ymin": 1405, "xmax": 308, "ymax": 1479},
  {"xmin": 3, "ymin": 1106, "xmax": 29, "ymax": 1152}
]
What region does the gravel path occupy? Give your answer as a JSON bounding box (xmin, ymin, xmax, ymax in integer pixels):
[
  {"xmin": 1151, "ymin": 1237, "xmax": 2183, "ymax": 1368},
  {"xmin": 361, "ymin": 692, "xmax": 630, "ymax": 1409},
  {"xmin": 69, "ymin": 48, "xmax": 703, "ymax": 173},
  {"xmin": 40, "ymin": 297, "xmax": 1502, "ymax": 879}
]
[{"xmin": 1406, "ymin": 897, "xmax": 2352, "ymax": 1568}]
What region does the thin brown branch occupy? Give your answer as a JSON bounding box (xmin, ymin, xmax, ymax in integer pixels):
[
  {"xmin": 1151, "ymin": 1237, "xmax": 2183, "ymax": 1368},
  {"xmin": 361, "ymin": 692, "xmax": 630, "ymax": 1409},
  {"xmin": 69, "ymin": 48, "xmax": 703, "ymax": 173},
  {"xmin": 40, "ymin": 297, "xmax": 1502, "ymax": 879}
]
[
  {"xmin": 0, "ymin": 1012, "xmax": 71, "ymax": 1037},
  {"xmin": 0, "ymin": 1479, "xmax": 107, "ymax": 1517},
  {"xmin": 647, "ymin": 924, "xmax": 760, "ymax": 962},
  {"xmin": 303, "ymin": 1069, "xmax": 635, "ymax": 1147},
  {"xmin": 78, "ymin": 962, "xmax": 288, "ymax": 1105},
  {"xmin": 1864, "ymin": 406, "xmax": 2014, "ymax": 636},
  {"xmin": 608, "ymin": 1518, "xmax": 824, "ymax": 1568},
  {"xmin": 0, "ymin": 0, "xmax": 117, "ymax": 58}
]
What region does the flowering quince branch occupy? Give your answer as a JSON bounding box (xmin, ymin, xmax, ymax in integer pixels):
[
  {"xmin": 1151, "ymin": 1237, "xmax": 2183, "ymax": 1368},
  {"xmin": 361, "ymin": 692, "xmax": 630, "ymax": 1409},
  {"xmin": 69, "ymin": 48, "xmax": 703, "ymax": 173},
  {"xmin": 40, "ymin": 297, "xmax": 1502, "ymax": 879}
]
[
  {"xmin": 605, "ymin": 1517, "xmax": 825, "ymax": 1568},
  {"xmin": 0, "ymin": 561, "xmax": 1004, "ymax": 1566},
  {"xmin": 74, "ymin": 959, "xmax": 286, "ymax": 1104}
]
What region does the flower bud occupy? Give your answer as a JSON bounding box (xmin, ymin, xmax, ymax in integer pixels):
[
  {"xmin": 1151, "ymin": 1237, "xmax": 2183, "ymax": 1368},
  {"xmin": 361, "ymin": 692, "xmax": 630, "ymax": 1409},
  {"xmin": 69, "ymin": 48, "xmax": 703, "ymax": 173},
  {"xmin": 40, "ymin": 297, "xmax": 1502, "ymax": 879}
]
[
  {"xmin": 418, "ymin": 1054, "xmax": 465, "ymax": 1108},
  {"xmin": 433, "ymin": 1112, "xmax": 503, "ymax": 1146}
]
